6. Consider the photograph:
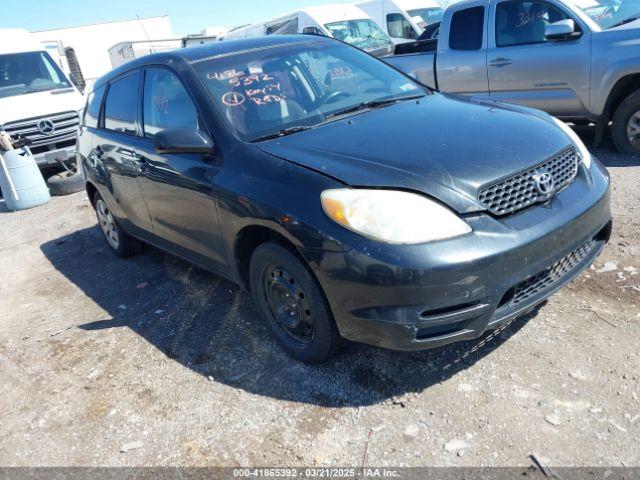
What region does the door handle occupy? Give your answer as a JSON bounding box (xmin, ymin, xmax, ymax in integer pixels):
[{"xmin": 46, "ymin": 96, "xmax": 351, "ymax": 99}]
[{"xmin": 489, "ymin": 57, "xmax": 513, "ymax": 67}]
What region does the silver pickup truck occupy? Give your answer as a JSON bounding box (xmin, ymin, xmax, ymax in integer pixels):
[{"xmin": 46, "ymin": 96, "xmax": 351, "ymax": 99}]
[{"xmin": 384, "ymin": 0, "xmax": 640, "ymax": 153}]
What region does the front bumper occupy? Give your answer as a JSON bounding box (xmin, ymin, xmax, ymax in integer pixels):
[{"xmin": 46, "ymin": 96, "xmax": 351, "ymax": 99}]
[
  {"xmin": 33, "ymin": 145, "xmax": 76, "ymax": 166},
  {"xmin": 303, "ymin": 159, "xmax": 612, "ymax": 351}
]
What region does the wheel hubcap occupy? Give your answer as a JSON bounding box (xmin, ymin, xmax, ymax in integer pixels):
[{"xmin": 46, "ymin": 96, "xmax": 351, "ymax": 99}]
[
  {"xmin": 264, "ymin": 267, "xmax": 314, "ymax": 345},
  {"xmin": 96, "ymin": 199, "xmax": 119, "ymax": 250},
  {"xmin": 627, "ymin": 111, "xmax": 640, "ymax": 148}
]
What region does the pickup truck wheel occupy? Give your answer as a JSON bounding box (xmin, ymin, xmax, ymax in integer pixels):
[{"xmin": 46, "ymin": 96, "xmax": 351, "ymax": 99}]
[
  {"xmin": 612, "ymin": 90, "xmax": 640, "ymax": 154},
  {"xmin": 93, "ymin": 192, "xmax": 140, "ymax": 258},
  {"xmin": 249, "ymin": 243, "xmax": 342, "ymax": 364}
]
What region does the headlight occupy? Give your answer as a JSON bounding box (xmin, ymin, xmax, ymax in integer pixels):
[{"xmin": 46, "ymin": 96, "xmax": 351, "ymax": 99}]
[
  {"xmin": 552, "ymin": 117, "xmax": 591, "ymax": 169},
  {"xmin": 321, "ymin": 189, "xmax": 471, "ymax": 244}
]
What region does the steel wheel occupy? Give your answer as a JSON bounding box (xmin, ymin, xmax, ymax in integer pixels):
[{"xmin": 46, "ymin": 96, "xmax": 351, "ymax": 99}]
[
  {"xmin": 627, "ymin": 110, "xmax": 640, "ymax": 149},
  {"xmin": 96, "ymin": 199, "xmax": 120, "ymax": 250},
  {"xmin": 263, "ymin": 265, "xmax": 314, "ymax": 347}
]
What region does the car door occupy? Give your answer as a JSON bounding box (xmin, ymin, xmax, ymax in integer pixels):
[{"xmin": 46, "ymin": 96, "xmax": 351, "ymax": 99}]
[
  {"xmin": 436, "ymin": 4, "xmax": 490, "ymax": 96},
  {"xmin": 94, "ymin": 69, "xmax": 153, "ymax": 236},
  {"xmin": 134, "ymin": 66, "xmax": 227, "ymax": 273},
  {"xmin": 487, "ymin": 0, "xmax": 591, "ymax": 115}
]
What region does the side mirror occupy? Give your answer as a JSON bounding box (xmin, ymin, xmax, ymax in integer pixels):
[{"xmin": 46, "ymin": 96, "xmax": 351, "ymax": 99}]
[
  {"xmin": 303, "ymin": 27, "xmax": 326, "ymax": 36},
  {"xmin": 544, "ymin": 19, "xmax": 578, "ymax": 41},
  {"xmin": 153, "ymin": 128, "xmax": 213, "ymax": 155}
]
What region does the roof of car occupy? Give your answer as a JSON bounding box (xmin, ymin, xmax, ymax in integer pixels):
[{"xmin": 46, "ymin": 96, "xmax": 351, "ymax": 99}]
[{"xmin": 93, "ymin": 35, "xmax": 329, "ymax": 90}]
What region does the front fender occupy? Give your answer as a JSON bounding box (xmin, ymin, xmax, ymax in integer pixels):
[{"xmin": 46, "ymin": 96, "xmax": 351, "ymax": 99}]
[{"xmin": 591, "ymin": 46, "xmax": 640, "ymax": 116}]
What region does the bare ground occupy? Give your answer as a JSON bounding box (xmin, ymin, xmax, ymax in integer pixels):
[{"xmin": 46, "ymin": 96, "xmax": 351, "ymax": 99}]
[{"xmin": 0, "ymin": 128, "xmax": 638, "ymax": 467}]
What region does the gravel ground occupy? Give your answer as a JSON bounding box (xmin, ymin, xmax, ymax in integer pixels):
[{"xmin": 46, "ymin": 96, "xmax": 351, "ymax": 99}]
[{"xmin": 0, "ymin": 127, "xmax": 638, "ymax": 467}]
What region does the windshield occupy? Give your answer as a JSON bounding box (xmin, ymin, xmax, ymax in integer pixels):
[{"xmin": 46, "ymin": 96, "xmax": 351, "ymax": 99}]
[
  {"xmin": 193, "ymin": 41, "xmax": 424, "ymax": 141},
  {"xmin": 407, "ymin": 7, "xmax": 445, "ymax": 27},
  {"xmin": 324, "ymin": 19, "xmax": 393, "ymax": 51},
  {"xmin": 581, "ymin": 0, "xmax": 640, "ymax": 27},
  {"xmin": 0, "ymin": 51, "xmax": 71, "ymax": 99}
]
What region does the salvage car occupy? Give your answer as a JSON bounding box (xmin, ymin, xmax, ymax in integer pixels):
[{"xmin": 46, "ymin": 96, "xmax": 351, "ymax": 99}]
[
  {"xmin": 79, "ymin": 36, "xmax": 611, "ymax": 363},
  {"xmin": 385, "ymin": 0, "xmax": 640, "ymax": 154}
]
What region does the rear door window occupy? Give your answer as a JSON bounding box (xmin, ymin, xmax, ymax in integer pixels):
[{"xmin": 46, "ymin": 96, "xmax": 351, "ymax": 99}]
[
  {"xmin": 142, "ymin": 68, "xmax": 199, "ymax": 138},
  {"xmin": 103, "ymin": 71, "xmax": 140, "ymax": 135},
  {"xmin": 449, "ymin": 6, "xmax": 485, "ymax": 50}
]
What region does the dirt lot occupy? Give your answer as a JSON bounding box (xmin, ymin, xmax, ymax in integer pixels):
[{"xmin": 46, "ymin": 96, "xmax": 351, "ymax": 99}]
[{"xmin": 0, "ymin": 128, "xmax": 638, "ymax": 467}]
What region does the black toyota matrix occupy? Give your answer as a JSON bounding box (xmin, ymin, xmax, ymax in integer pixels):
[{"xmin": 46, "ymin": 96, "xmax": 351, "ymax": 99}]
[{"xmin": 78, "ymin": 35, "xmax": 611, "ymax": 364}]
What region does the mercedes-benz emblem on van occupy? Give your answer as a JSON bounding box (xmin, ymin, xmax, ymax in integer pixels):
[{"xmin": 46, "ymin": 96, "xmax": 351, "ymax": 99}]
[
  {"xmin": 37, "ymin": 119, "xmax": 56, "ymax": 135},
  {"xmin": 533, "ymin": 170, "xmax": 556, "ymax": 196}
]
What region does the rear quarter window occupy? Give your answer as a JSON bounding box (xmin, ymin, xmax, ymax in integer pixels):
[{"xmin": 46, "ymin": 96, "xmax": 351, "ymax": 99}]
[
  {"xmin": 449, "ymin": 6, "xmax": 485, "ymax": 50},
  {"xmin": 83, "ymin": 84, "xmax": 106, "ymax": 129}
]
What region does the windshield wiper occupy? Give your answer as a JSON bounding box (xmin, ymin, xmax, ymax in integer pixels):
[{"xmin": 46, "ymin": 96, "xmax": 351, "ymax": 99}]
[
  {"xmin": 323, "ymin": 94, "xmax": 426, "ymax": 121},
  {"xmin": 607, "ymin": 13, "xmax": 640, "ymax": 28},
  {"xmin": 249, "ymin": 125, "xmax": 314, "ymax": 143}
]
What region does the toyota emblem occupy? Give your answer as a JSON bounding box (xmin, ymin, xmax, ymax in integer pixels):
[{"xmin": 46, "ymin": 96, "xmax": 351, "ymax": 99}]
[
  {"xmin": 533, "ymin": 170, "xmax": 556, "ymax": 196},
  {"xmin": 37, "ymin": 119, "xmax": 56, "ymax": 135}
]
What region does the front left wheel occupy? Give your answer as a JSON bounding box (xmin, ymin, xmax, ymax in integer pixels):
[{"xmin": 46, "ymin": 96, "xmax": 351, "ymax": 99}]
[
  {"xmin": 249, "ymin": 243, "xmax": 342, "ymax": 364},
  {"xmin": 612, "ymin": 89, "xmax": 640, "ymax": 154}
]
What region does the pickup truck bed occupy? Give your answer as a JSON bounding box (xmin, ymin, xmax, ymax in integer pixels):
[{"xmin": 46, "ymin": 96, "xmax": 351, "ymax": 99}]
[{"xmin": 384, "ymin": 40, "xmax": 437, "ymax": 89}]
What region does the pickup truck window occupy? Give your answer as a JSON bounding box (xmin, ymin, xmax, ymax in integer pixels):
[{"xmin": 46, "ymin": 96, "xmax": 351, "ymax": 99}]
[
  {"xmin": 450, "ymin": 7, "xmax": 485, "ymax": 50},
  {"xmin": 387, "ymin": 13, "xmax": 418, "ymax": 39},
  {"xmin": 582, "ymin": 0, "xmax": 640, "ymax": 28},
  {"xmin": 103, "ymin": 72, "xmax": 140, "ymax": 136},
  {"xmin": 496, "ymin": 0, "xmax": 573, "ymax": 47}
]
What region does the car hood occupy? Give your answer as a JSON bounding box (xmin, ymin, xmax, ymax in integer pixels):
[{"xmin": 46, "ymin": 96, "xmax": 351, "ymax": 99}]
[
  {"xmin": 257, "ymin": 93, "xmax": 574, "ymax": 213},
  {"xmin": 0, "ymin": 88, "xmax": 85, "ymax": 127}
]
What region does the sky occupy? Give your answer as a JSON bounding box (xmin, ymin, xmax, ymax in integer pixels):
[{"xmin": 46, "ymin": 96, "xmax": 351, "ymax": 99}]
[{"xmin": 4, "ymin": 0, "xmax": 349, "ymax": 36}]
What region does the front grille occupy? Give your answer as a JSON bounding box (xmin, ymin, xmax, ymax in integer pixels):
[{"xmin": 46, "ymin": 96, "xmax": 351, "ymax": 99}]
[
  {"xmin": 511, "ymin": 239, "xmax": 596, "ymax": 307},
  {"xmin": 478, "ymin": 148, "xmax": 580, "ymax": 216},
  {"xmin": 3, "ymin": 111, "xmax": 79, "ymax": 150}
]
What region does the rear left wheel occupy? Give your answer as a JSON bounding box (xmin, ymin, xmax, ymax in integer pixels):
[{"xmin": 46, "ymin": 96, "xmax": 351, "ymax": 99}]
[
  {"xmin": 93, "ymin": 192, "xmax": 140, "ymax": 258},
  {"xmin": 249, "ymin": 243, "xmax": 342, "ymax": 364}
]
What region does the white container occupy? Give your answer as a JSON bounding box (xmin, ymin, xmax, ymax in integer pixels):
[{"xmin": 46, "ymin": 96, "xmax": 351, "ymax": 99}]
[{"xmin": 0, "ymin": 147, "xmax": 50, "ymax": 211}]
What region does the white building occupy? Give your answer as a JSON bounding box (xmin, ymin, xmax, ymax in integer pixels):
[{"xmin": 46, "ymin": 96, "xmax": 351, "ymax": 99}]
[{"xmin": 30, "ymin": 16, "xmax": 175, "ymax": 87}]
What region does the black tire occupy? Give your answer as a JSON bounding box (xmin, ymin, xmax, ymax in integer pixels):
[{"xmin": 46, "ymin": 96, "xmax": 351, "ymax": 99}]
[
  {"xmin": 46, "ymin": 171, "xmax": 85, "ymax": 196},
  {"xmin": 249, "ymin": 243, "xmax": 342, "ymax": 364},
  {"xmin": 92, "ymin": 191, "xmax": 140, "ymax": 258},
  {"xmin": 612, "ymin": 89, "xmax": 640, "ymax": 154}
]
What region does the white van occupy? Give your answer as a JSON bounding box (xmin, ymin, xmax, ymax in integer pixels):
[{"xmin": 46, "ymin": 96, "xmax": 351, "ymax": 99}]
[
  {"xmin": 221, "ymin": 4, "xmax": 395, "ymax": 57},
  {"xmin": 0, "ymin": 29, "xmax": 85, "ymax": 167},
  {"xmin": 356, "ymin": 0, "xmax": 444, "ymax": 43}
]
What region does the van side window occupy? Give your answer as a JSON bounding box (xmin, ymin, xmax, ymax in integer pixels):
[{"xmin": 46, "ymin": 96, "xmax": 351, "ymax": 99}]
[
  {"xmin": 142, "ymin": 68, "xmax": 199, "ymax": 138},
  {"xmin": 103, "ymin": 72, "xmax": 140, "ymax": 135},
  {"xmin": 496, "ymin": 1, "xmax": 574, "ymax": 47},
  {"xmin": 84, "ymin": 84, "xmax": 106, "ymax": 129},
  {"xmin": 387, "ymin": 13, "xmax": 418, "ymax": 39},
  {"xmin": 266, "ymin": 18, "xmax": 299, "ymax": 35},
  {"xmin": 449, "ymin": 6, "xmax": 485, "ymax": 50}
]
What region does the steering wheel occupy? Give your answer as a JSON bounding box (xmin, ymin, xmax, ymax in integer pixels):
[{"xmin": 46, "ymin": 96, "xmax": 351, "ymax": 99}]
[{"xmin": 322, "ymin": 90, "xmax": 352, "ymax": 105}]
